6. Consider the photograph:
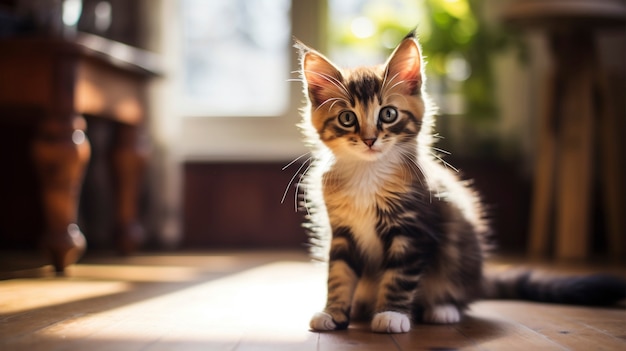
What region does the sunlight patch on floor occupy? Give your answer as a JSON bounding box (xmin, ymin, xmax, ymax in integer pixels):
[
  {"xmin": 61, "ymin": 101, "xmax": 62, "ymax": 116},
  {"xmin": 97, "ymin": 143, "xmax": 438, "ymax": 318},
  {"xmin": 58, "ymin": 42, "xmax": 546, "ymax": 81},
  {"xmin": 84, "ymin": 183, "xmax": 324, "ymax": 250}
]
[
  {"xmin": 67, "ymin": 264, "xmax": 205, "ymax": 282},
  {"xmin": 0, "ymin": 279, "xmax": 132, "ymax": 314},
  {"xmin": 37, "ymin": 260, "xmax": 327, "ymax": 345},
  {"xmin": 83, "ymin": 254, "xmax": 247, "ymax": 269}
]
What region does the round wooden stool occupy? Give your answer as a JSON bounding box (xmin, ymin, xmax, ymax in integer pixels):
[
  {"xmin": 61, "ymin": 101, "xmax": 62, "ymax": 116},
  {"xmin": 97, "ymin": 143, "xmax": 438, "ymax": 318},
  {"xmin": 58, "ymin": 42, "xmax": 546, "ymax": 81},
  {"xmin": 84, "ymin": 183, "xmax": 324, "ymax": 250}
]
[{"xmin": 505, "ymin": 0, "xmax": 626, "ymax": 260}]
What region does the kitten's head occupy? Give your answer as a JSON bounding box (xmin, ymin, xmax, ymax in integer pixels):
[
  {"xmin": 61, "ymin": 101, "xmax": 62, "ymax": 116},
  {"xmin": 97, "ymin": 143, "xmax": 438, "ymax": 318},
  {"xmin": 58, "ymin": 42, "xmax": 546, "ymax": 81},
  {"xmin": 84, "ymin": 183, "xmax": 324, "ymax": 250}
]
[{"xmin": 298, "ymin": 31, "xmax": 429, "ymax": 162}]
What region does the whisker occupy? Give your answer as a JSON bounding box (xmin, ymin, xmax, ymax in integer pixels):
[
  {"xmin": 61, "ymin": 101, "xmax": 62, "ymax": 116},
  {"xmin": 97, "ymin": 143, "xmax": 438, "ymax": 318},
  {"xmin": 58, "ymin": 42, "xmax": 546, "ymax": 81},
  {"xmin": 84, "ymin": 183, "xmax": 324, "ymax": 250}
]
[
  {"xmin": 315, "ymin": 97, "xmax": 349, "ymax": 112},
  {"xmin": 386, "ymin": 78, "xmax": 420, "ymax": 94},
  {"xmin": 295, "ymin": 158, "xmax": 316, "ymax": 213},
  {"xmin": 328, "ymin": 98, "xmax": 348, "ymax": 111},
  {"xmin": 382, "ymin": 71, "xmax": 401, "ymax": 93},
  {"xmin": 380, "ymin": 68, "xmax": 394, "ymax": 99},
  {"xmin": 430, "ymin": 151, "xmax": 459, "ymax": 173},
  {"xmin": 283, "ymin": 152, "xmax": 311, "ymax": 171},
  {"xmin": 302, "ymin": 69, "xmax": 350, "ymax": 97},
  {"xmin": 281, "ymin": 156, "xmax": 313, "ymax": 205},
  {"xmin": 431, "ymin": 147, "xmax": 451, "ymax": 155}
]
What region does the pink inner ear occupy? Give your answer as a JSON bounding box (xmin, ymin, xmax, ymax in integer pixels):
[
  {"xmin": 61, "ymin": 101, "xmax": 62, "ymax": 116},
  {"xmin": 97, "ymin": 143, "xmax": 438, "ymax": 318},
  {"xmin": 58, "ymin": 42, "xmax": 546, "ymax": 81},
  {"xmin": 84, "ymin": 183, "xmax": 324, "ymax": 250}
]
[
  {"xmin": 385, "ymin": 38, "xmax": 422, "ymax": 95},
  {"xmin": 303, "ymin": 52, "xmax": 344, "ymax": 107}
]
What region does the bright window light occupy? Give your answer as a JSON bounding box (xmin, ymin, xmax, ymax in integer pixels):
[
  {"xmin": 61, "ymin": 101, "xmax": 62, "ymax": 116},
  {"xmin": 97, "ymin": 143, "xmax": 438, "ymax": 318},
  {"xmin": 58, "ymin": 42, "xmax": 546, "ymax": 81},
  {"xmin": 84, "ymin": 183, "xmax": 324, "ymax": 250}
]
[{"xmin": 180, "ymin": 0, "xmax": 291, "ymax": 117}]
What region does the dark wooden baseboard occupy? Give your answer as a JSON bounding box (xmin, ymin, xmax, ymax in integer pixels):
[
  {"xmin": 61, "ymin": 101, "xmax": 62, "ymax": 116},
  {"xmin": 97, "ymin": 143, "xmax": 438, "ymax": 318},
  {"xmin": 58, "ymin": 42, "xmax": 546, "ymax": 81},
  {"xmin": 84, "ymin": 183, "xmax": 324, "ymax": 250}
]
[
  {"xmin": 182, "ymin": 159, "xmax": 532, "ymax": 252},
  {"xmin": 183, "ymin": 162, "xmax": 308, "ymax": 249}
]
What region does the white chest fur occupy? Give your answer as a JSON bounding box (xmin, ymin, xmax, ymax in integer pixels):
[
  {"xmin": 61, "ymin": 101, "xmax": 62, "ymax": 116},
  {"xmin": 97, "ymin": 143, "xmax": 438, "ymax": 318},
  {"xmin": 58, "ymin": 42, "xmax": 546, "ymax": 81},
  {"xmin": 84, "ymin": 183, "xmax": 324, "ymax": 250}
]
[{"xmin": 323, "ymin": 160, "xmax": 403, "ymax": 267}]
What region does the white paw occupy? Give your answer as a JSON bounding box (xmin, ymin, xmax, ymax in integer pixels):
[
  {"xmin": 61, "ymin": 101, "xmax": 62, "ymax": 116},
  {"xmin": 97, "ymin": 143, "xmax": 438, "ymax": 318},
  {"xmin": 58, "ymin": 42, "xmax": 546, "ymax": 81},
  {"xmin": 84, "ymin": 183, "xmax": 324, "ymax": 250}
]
[
  {"xmin": 423, "ymin": 304, "xmax": 461, "ymax": 324},
  {"xmin": 310, "ymin": 312, "xmax": 337, "ymax": 331},
  {"xmin": 371, "ymin": 311, "xmax": 411, "ymax": 333}
]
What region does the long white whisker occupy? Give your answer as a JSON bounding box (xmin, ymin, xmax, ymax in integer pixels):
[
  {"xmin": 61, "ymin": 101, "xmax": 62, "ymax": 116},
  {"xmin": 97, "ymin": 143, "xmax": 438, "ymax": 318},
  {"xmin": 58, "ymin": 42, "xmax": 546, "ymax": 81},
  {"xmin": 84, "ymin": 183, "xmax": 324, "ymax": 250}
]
[
  {"xmin": 430, "ymin": 151, "xmax": 459, "ymax": 173},
  {"xmin": 283, "ymin": 152, "xmax": 311, "ymax": 171},
  {"xmin": 387, "ymin": 79, "xmax": 418, "ymax": 93},
  {"xmin": 315, "ymin": 97, "xmax": 350, "ymax": 112},
  {"xmin": 329, "ymin": 98, "xmax": 349, "ymax": 111},
  {"xmin": 382, "ymin": 72, "xmax": 401, "ymax": 93},
  {"xmin": 302, "ymin": 69, "xmax": 350, "ymax": 97},
  {"xmin": 380, "ymin": 68, "xmax": 393, "ymax": 98},
  {"xmin": 432, "ymin": 133, "xmax": 444, "ymax": 139},
  {"xmin": 295, "ymin": 159, "xmax": 315, "ymax": 213},
  {"xmin": 281, "ymin": 156, "xmax": 313, "ymax": 205},
  {"xmin": 431, "ymin": 147, "xmax": 451, "ymax": 155}
]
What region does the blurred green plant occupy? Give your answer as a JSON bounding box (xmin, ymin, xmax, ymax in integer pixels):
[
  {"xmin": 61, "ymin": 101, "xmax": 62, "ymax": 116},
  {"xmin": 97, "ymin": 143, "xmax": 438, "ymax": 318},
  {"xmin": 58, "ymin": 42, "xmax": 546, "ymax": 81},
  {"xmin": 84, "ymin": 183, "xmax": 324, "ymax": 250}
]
[{"xmin": 330, "ymin": 0, "xmax": 517, "ymax": 125}]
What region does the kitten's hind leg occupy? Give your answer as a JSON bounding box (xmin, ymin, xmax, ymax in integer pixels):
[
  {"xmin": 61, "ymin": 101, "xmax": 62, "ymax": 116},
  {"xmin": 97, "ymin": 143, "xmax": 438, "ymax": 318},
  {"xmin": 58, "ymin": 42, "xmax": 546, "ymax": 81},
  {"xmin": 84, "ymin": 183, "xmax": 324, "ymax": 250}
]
[{"xmin": 423, "ymin": 304, "xmax": 461, "ymax": 324}]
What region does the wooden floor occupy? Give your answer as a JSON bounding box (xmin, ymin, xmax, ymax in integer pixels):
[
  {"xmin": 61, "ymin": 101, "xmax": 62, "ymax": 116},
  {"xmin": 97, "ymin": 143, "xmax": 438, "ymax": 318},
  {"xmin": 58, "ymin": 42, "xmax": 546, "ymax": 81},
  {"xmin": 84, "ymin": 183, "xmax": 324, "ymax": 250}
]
[{"xmin": 1, "ymin": 251, "xmax": 625, "ymax": 351}]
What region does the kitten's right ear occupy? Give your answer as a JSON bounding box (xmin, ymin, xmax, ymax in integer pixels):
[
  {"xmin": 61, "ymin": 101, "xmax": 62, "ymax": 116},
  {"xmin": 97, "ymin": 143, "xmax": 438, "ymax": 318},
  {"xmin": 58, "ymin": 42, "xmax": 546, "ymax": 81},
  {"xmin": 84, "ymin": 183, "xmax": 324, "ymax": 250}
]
[
  {"xmin": 384, "ymin": 32, "xmax": 422, "ymax": 96},
  {"xmin": 296, "ymin": 41, "xmax": 345, "ymax": 107}
]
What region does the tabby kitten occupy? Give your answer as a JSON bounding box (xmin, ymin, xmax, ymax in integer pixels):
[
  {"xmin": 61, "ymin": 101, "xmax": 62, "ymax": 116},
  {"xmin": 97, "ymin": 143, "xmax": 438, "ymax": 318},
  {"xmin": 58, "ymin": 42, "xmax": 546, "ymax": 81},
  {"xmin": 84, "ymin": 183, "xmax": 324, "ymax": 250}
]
[{"xmin": 296, "ymin": 31, "xmax": 625, "ymax": 334}]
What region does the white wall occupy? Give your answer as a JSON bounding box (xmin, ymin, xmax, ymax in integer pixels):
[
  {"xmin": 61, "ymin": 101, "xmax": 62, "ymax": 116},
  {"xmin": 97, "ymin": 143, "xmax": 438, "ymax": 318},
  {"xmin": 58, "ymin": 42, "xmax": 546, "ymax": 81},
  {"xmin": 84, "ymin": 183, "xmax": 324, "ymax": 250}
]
[
  {"xmin": 141, "ymin": 0, "xmax": 327, "ymax": 246},
  {"xmin": 148, "ymin": 0, "xmax": 330, "ymax": 163}
]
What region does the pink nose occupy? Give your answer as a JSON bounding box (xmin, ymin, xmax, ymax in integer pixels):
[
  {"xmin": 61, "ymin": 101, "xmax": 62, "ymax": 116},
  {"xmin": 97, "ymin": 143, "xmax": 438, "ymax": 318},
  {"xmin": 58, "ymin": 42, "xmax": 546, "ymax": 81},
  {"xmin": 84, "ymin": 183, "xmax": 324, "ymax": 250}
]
[{"xmin": 362, "ymin": 138, "xmax": 377, "ymax": 147}]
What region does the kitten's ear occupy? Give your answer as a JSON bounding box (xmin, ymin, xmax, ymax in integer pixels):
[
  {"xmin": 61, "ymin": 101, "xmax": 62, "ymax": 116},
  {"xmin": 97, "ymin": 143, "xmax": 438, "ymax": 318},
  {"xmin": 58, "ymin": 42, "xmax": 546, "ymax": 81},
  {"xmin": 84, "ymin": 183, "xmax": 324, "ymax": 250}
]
[
  {"xmin": 384, "ymin": 31, "xmax": 422, "ymax": 95},
  {"xmin": 297, "ymin": 42, "xmax": 345, "ymax": 107}
]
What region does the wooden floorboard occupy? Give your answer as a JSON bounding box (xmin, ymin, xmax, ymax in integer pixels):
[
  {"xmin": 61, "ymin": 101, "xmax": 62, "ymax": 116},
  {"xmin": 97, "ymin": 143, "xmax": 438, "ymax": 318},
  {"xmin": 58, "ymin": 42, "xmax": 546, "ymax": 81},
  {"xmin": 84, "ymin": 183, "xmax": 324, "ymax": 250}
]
[{"xmin": 0, "ymin": 251, "xmax": 624, "ymax": 351}]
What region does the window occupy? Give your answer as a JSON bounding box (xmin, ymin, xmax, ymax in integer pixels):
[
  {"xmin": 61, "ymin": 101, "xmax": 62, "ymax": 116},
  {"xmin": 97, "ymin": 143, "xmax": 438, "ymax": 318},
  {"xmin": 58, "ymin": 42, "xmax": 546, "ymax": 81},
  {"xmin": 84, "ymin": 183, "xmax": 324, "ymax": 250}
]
[
  {"xmin": 327, "ymin": 0, "xmax": 421, "ymax": 67},
  {"xmin": 180, "ymin": 0, "xmax": 291, "ymax": 117}
]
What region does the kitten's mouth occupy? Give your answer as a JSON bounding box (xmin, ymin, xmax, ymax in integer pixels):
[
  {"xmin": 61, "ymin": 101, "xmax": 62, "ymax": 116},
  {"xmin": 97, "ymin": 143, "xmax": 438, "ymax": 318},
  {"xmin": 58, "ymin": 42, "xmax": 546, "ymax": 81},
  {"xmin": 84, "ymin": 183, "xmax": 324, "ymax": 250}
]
[{"xmin": 360, "ymin": 147, "xmax": 383, "ymax": 160}]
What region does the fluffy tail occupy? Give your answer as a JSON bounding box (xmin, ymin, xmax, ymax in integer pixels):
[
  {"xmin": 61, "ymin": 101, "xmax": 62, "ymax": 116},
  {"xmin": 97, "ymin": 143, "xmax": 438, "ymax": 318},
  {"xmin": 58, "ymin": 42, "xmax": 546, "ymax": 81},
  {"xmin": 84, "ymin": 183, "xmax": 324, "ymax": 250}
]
[{"xmin": 484, "ymin": 268, "xmax": 626, "ymax": 306}]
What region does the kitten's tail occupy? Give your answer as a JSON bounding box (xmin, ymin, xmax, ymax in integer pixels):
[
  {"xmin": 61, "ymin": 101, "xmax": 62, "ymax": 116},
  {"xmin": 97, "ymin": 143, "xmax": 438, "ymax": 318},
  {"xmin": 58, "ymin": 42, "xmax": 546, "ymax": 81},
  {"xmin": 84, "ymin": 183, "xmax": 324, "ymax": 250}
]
[{"xmin": 483, "ymin": 268, "xmax": 626, "ymax": 306}]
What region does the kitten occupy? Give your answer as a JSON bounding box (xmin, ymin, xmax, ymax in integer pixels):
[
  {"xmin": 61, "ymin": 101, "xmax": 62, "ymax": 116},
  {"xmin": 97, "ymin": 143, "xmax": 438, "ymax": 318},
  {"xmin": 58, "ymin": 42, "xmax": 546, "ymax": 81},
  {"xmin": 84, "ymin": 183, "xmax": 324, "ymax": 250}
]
[{"xmin": 295, "ymin": 30, "xmax": 626, "ymax": 334}]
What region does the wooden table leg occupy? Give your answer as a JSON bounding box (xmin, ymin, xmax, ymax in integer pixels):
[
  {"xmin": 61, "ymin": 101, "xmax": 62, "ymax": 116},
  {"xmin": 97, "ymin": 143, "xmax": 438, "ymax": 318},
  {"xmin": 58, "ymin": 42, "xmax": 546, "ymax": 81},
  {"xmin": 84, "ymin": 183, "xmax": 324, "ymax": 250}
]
[
  {"xmin": 528, "ymin": 70, "xmax": 557, "ymax": 257},
  {"xmin": 530, "ymin": 31, "xmax": 599, "ymax": 260},
  {"xmin": 597, "ymin": 67, "xmax": 626, "ymax": 259},
  {"xmin": 111, "ymin": 123, "xmax": 147, "ymax": 255},
  {"xmin": 552, "ymin": 32, "xmax": 595, "ymax": 260},
  {"xmin": 32, "ymin": 116, "xmax": 90, "ymax": 274}
]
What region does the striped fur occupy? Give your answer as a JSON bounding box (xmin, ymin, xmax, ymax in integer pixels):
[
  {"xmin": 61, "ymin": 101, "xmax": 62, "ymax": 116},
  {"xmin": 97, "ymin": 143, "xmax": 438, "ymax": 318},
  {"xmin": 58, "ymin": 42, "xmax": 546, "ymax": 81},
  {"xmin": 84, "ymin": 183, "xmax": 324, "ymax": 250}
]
[{"xmin": 297, "ymin": 31, "xmax": 625, "ymax": 334}]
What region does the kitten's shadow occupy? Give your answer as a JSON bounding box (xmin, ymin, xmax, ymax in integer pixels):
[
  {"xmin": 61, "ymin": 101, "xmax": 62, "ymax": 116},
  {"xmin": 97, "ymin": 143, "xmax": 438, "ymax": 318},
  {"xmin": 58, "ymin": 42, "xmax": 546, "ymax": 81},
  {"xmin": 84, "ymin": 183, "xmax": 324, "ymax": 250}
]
[
  {"xmin": 452, "ymin": 314, "xmax": 508, "ymax": 343},
  {"xmin": 313, "ymin": 316, "xmax": 505, "ymax": 349}
]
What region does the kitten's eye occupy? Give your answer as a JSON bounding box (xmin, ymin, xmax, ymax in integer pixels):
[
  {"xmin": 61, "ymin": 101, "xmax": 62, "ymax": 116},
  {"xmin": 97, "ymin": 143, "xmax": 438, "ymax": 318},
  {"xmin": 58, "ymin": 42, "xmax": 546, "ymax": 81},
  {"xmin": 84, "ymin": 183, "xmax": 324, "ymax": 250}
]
[
  {"xmin": 379, "ymin": 106, "xmax": 398, "ymax": 124},
  {"xmin": 338, "ymin": 110, "xmax": 357, "ymax": 128}
]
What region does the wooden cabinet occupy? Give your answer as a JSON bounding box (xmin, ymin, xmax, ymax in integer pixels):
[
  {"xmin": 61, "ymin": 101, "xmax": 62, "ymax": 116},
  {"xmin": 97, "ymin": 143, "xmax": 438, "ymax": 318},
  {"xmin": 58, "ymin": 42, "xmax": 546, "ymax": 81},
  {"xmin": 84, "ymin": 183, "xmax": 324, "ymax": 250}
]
[{"xmin": 0, "ymin": 33, "xmax": 159, "ymax": 273}]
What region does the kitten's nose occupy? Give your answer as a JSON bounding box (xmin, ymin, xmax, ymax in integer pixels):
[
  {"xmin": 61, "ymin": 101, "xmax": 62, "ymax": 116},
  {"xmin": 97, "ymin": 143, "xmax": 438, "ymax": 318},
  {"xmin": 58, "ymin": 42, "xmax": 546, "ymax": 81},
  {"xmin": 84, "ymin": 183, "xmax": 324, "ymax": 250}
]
[{"xmin": 362, "ymin": 138, "xmax": 377, "ymax": 147}]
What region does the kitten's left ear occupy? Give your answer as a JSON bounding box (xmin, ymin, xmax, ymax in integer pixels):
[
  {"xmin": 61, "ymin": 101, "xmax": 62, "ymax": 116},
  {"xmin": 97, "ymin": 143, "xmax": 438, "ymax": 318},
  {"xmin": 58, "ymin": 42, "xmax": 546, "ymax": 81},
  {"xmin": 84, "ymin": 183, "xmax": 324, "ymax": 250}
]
[
  {"xmin": 384, "ymin": 31, "xmax": 423, "ymax": 95},
  {"xmin": 296, "ymin": 42, "xmax": 345, "ymax": 108}
]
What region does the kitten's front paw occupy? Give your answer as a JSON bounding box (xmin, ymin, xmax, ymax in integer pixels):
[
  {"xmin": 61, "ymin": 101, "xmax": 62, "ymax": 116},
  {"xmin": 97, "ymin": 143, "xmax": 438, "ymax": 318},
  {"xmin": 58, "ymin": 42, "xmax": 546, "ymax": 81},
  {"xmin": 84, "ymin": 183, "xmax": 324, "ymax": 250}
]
[
  {"xmin": 310, "ymin": 311, "xmax": 348, "ymax": 331},
  {"xmin": 423, "ymin": 304, "xmax": 461, "ymax": 324},
  {"xmin": 371, "ymin": 311, "xmax": 411, "ymax": 333}
]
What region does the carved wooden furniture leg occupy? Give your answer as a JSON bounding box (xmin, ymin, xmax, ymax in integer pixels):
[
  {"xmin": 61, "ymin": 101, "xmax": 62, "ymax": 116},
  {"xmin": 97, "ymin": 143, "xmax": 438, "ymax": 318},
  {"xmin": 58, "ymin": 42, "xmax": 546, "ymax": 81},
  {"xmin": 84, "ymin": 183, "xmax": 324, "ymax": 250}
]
[
  {"xmin": 552, "ymin": 32, "xmax": 595, "ymax": 260},
  {"xmin": 528, "ymin": 69, "xmax": 557, "ymax": 258},
  {"xmin": 111, "ymin": 123, "xmax": 147, "ymax": 255},
  {"xmin": 596, "ymin": 56, "xmax": 625, "ymax": 259},
  {"xmin": 32, "ymin": 116, "xmax": 91, "ymax": 274}
]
